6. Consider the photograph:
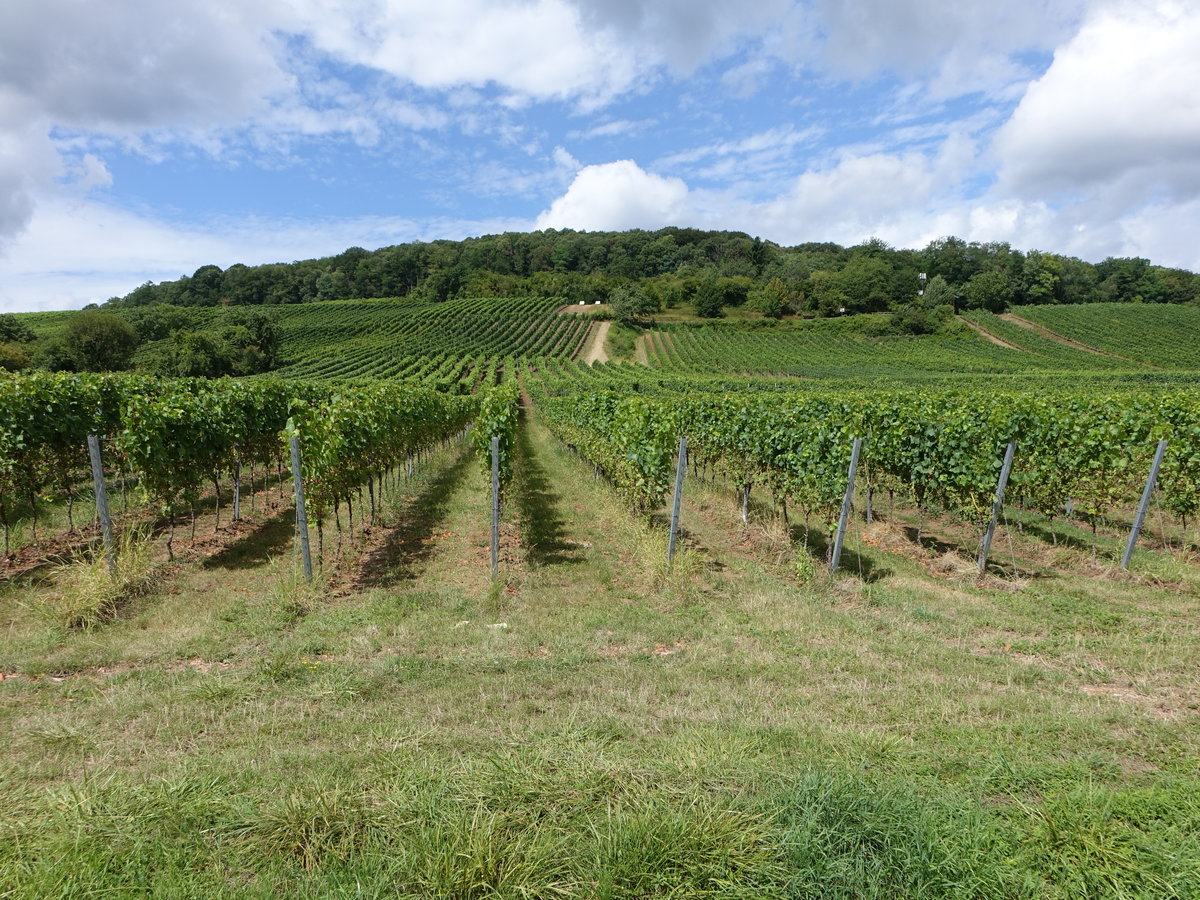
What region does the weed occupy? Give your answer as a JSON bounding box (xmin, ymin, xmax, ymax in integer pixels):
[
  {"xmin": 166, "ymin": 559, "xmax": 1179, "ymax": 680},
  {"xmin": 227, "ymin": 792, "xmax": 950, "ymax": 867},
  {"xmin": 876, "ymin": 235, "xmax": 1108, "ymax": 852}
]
[
  {"xmin": 44, "ymin": 527, "xmax": 155, "ymax": 629},
  {"xmin": 267, "ymin": 557, "xmax": 324, "ymax": 624},
  {"xmin": 249, "ymin": 783, "xmax": 382, "ymax": 872},
  {"xmin": 793, "ymin": 550, "xmax": 817, "ymax": 584}
]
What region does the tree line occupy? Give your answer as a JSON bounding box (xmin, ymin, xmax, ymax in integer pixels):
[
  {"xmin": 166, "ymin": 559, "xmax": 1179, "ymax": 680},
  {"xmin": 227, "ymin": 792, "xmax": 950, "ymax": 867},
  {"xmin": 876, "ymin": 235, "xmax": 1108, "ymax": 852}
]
[
  {"xmin": 0, "ymin": 308, "xmax": 281, "ymax": 377},
  {"xmin": 102, "ymin": 228, "xmax": 1199, "ymax": 318}
]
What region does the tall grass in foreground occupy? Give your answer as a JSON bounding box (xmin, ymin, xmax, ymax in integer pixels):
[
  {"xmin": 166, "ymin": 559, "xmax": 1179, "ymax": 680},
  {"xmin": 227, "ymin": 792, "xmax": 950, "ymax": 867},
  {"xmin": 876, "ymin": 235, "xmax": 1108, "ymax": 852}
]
[
  {"xmin": 41, "ymin": 527, "xmax": 156, "ymax": 629},
  {"xmin": 2, "ymin": 759, "xmax": 1194, "ymax": 898}
]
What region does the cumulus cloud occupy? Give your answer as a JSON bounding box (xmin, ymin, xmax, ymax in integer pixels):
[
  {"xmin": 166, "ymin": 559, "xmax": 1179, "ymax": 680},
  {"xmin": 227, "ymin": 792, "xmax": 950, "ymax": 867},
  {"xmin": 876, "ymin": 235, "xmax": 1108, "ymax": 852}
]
[
  {"xmin": 536, "ymin": 160, "xmax": 690, "ymax": 231},
  {"xmin": 0, "ymin": 0, "xmax": 299, "ymax": 250},
  {"xmin": 532, "ymin": 133, "xmax": 1200, "ymax": 272},
  {"xmin": 753, "ymin": 134, "xmax": 976, "ymax": 240},
  {"xmin": 287, "ymin": 0, "xmax": 645, "ymax": 108},
  {"xmin": 0, "ymin": 0, "xmax": 291, "ymax": 132},
  {"xmin": 994, "ymin": 0, "xmax": 1200, "ymax": 199},
  {"xmin": 533, "ymin": 139, "xmax": 972, "ymax": 243}
]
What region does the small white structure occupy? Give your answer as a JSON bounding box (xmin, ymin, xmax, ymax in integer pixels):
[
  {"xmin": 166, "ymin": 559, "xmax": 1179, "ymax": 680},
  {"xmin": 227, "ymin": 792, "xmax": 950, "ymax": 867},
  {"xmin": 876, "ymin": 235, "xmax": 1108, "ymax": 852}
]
[{"xmin": 578, "ymin": 300, "xmax": 585, "ymax": 305}]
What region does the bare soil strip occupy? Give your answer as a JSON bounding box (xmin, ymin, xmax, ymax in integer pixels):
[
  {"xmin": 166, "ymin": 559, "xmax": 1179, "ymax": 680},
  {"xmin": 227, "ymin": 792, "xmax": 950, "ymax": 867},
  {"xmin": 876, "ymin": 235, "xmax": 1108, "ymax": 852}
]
[
  {"xmin": 958, "ymin": 315, "xmax": 1026, "ymax": 351},
  {"xmin": 1001, "ymin": 312, "xmax": 1160, "ymax": 367},
  {"xmin": 582, "ymin": 320, "xmax": 611, "ymax": 365}
]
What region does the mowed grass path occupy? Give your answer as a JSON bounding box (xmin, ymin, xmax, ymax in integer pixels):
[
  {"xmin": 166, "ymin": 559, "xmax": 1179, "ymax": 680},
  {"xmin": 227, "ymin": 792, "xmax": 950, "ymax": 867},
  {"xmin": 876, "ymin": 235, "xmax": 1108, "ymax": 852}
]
[{"xmin": 1, "ymin": 416, "xmax": 1198, "ymax": 897}]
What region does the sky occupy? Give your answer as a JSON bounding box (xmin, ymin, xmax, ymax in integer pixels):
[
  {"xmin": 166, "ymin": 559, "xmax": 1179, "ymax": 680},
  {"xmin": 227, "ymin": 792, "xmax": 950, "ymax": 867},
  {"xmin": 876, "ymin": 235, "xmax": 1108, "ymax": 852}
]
[{"xmin": 2, "ymin": 0, "xmax": 1199, "ymax": 313}]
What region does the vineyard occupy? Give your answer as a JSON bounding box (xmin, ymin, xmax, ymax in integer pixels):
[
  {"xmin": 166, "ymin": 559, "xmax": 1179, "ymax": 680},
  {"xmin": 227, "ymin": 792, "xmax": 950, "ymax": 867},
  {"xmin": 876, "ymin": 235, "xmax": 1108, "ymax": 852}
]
[
  {"xmin": 1011, "ymin": 302, "xmax": 1200, "ymax": 369},
  {"xmin": 6, "ymin": 298, "xmax": 1200, "ymax": 583},
  {"xmin": 3, "ymin": 298, "xmax": 1199, "ymax": 897},
  {"xmin": 639, "ymin": 315, "xmax": 1196, "ymax": 380}
]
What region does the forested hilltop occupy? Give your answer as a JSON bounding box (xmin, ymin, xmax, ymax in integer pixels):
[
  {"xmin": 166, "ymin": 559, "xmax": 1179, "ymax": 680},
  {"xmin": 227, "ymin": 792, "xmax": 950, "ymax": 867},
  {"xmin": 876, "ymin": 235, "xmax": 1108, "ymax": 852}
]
[{"xmin": 105, "ymin": 228, "xmax": 1200, "ymax": 316}]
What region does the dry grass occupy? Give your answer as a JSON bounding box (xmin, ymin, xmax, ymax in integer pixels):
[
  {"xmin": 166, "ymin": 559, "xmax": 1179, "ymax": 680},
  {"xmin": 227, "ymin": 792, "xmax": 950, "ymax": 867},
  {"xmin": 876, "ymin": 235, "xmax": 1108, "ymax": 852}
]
[{"xmin": 43, "ymin": 528, "xmax": 157, "ymax": 629}]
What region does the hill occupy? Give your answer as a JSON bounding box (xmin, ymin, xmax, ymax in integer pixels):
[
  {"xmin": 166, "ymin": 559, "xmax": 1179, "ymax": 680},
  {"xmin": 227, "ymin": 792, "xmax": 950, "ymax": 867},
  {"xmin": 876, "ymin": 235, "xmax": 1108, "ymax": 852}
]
[{"xmin": 99, "ymin": 228, "xmax": 1200, "ymax": 314}]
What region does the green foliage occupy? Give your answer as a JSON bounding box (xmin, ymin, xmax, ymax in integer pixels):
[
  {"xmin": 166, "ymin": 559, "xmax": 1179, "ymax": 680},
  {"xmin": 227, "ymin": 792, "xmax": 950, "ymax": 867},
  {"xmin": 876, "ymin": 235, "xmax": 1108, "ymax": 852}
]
[
  {"xmin": 792, "ymin": 550, "xmax": 816, "ymax": 583},
  {"xmin": 530, "ymin": 374, "xmax": 1200, "ymax": 531},
  {"xmin": 865, "ymin": 308, "xmax": 949, "ymax": 336},
  {"xmin": 964, "ymin": 269, "xmax": 1014, "ymax": 312},
  {"xmin": 122, "ymin": 304, "xmax": 195, "ymax": 341},
  {"xmin": 747, "ymin": 278, "xmax": 797, "ymax": 318},
  {"xmin": 694, "ymin": 278, "xmax": 726, "ymax": 318},
  {"xmin": 838, "ymin": 255, "xmax": 893, "ymax": 312},
  {"xmin": 30, "ymin": 337, "xmax": 76, "ymax": 373},
  {"xmin": 1016, "ymin": 303, "xmax": 1200, "ymax": 369},
  {"xmin": 608, "ymin": 285, "xmax": 658, "ymax": 326},
  {"xmin": 148, "ymin": 310, "xmax": 280, "ymax": 378},
  {"xmin": 119, "ymin": 379, "xmax": 299, "ymax": 514},
  {"xmin": 921, "ymin": 274, "xmax": 960, "ymax": 311},
  {"xmin": 604, "ymin": 322, "xmax": 639, "ymax": 362},
  {"xmin": 0, "ymin": 372, "xmax": 119, "ymax": 547},
  {"xmin": 46, "ymin": 527, "xmax": 156, "ymax": 629},
  {"xmin": 59, "ymin": 310, "xmax": 139, "ymax": 372},
  {"xmin": 0, "ymin": 343, "xmax": 31, "ymax": 371},
  {"xmin": 265, "ymin": 296, "xmax": 585, "ymax": 381},
  {"xmin": 151, "ymin": 330, "xmax": 234, "ymax": 378},
  {"xmin": 97, "ymin": 227, "xmax": 1197, "ymax": 323},
  {"xmin": 538, "ymin": 391, "xmax": 678, "ymax": 512},
  {"xmin": 287, "ymin": 383, "xmax": 475, "ymax": 521},
  {"xmin": 0, "ymin": 313, "xmax": 35, "ymax": 343},
  {"xmin": 806, "ymin": 269, "xmax": 853, "ymax": 316},
  {"xmin": 472, "ymin": 381, "xmax": 521, "ymax": 492}
]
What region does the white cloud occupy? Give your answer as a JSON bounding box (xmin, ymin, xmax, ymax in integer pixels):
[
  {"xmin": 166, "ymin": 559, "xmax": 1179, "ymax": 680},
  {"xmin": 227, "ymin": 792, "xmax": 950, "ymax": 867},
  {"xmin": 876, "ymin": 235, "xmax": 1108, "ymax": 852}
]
[
  {"xmin": 720, "ymin": 57, "xmax": 777, "ymax": 98},
  {"xmin": 994, "ymin": 0, "xmax": 1200, "ymax": 199},
  {"xmin": 532, "ymin": 143, "xmax": 972, "ymax": 243},
  {"xmin": 658, "ymin": 125, "xmax": 823, "ymax": 182},
  {"xmin": 566, "ymin": 119, "xmax": 655, "ymax": 141},
  {"xmin": 812, "ymin": 0, "xmax": 1088, "ymax": 94},
  {"xmin": 287, "ymin": 0, "xmax": 647, "ymax": 108},
  {"xmin": 747, "ymin": 134, "xmax": 977, "ymax": 241},
  {"xmin": 536, "ymin": 161, "xmax": 690, "ymax": 231},
  {"xmin": 0, "ymin": 113, "xmax": 59, "ymax": 243},
  {"xmin": 4, "ymin": 0, "xmax": 1200, "ymax": 317},
  {"xmin": 531, "ymin": 132, "xmax": 1200, "ymax": 272},
  {"xmin": 470, "ymin": 146, "xmax": 579, "ymax": 199}
]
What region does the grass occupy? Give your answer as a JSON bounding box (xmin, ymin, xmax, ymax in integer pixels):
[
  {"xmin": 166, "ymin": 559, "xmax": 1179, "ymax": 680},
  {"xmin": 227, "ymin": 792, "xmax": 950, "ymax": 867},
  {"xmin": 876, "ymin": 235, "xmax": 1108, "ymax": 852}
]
[
  {"xmin": 39, "ymin": 526, "xmax": 157, "ymax": 629},
  {"xmin": 1, "ymin": 415, "xmax": 1198, "ymax": 897},
  {"xmin": 604, "ymin": 321, "xmax": 641, "ymax": 362}
]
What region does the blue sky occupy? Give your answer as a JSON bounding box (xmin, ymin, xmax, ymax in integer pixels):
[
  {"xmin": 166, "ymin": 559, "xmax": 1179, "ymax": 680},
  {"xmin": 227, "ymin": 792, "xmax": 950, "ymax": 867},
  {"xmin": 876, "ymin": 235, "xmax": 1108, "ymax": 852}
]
[{"xmin": 2, "ymin": 0, "xmax": 1199, "ymax": 312}]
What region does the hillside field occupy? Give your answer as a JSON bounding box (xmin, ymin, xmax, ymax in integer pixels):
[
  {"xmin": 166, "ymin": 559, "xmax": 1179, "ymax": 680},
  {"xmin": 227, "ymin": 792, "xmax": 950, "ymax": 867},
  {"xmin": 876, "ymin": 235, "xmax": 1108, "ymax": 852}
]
[{"xmin": 2, "ymin": 300, "xmax": 1199, "ymax": 898}]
